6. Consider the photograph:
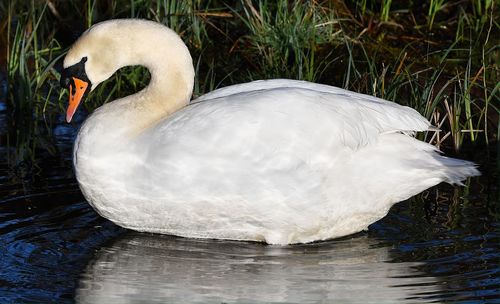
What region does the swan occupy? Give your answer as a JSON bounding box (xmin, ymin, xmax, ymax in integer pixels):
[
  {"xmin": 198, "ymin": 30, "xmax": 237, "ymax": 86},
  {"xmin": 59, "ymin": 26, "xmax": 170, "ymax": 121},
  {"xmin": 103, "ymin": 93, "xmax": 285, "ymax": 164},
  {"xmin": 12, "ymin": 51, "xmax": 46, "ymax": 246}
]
[{"xmin": 60, "ymin": 19, "xmax": 479, "ymax": 245}]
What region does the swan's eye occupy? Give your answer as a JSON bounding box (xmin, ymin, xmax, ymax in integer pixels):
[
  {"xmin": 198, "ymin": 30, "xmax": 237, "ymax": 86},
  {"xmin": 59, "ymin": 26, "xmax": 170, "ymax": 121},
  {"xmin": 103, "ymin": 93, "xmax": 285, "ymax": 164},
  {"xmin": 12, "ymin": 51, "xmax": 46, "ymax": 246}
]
[{"xmin": 81, "ymin": 56, "xmax": 88, "ymax": 63}]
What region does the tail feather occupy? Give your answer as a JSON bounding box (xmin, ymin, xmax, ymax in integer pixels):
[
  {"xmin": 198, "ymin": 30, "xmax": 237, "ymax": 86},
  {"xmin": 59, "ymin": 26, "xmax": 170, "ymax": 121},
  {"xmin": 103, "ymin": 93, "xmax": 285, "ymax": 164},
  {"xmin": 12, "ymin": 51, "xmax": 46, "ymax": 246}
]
[
  {"xmin": 431, "ymin": 155, "xmax": 480, "ymax": 185},
  {"xmin": 354, "ymin": 133, "xmax": 481, "ymax": 204}
]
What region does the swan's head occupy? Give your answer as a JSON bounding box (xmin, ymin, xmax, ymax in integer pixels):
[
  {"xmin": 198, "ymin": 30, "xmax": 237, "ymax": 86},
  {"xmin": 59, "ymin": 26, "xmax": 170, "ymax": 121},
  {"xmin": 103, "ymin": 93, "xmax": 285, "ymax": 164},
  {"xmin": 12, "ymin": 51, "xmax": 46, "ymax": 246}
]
[
  {"xmin": 60, "ymin": 19, "xmax": 194, "ymax": 123},
  {"xmin": 60, "ymin": 20, "xmax": 135, "ymax": 122}
]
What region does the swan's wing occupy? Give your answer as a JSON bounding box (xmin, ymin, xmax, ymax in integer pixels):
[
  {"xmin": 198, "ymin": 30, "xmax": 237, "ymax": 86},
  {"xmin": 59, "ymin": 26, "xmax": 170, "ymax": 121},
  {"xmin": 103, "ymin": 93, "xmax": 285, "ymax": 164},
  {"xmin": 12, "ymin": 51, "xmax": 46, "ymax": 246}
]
[
  {"xmin": 192, "ymin": 81, "xmax": 430, "ymax": 148},
  {"xmin": 193, "ymin": 79, "xmax": 430, "ymax": 139},
  {"xmin": 139, "ymin": 85, "xmax": 431, "ymax": 177}
]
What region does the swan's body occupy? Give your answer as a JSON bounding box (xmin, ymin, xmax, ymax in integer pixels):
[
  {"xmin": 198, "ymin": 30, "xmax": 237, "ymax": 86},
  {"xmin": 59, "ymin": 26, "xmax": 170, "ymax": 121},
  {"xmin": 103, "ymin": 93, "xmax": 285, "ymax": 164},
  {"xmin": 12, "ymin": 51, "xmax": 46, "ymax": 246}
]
[{"xmin": 62, "ymin": 19, "xmax": 479, "ymax": 244}]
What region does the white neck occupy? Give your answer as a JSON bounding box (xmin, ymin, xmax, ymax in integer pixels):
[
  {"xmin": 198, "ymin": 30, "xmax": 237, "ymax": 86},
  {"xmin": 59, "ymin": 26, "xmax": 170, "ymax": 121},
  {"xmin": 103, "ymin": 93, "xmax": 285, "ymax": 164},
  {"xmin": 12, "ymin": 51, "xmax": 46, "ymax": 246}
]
[
  {"xmin": 117, "ymin": 21, "xmax": 195, "ymax": 133},
  {"xmin": 127, "ymin": 51, "xmax": 194, "ymax": 133}
]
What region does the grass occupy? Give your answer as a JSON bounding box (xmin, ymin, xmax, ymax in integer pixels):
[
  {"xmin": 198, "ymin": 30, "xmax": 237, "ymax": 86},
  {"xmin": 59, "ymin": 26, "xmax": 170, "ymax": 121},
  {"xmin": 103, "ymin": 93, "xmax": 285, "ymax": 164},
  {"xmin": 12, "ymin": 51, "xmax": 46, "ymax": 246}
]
[
  {"xmin": 3, "ymin": 1, "xmax": 63, "ymax": 174},
  {"xmin": 428, "ymin": 0, "xmax": 446, "ymax": 29},
  {"xmin": 237, "ymin": 0, "xmax": 340, "ymax": 81},
  {"xmin": 1, "ymin": 0, "xmax": 500, "ymax": 172}
]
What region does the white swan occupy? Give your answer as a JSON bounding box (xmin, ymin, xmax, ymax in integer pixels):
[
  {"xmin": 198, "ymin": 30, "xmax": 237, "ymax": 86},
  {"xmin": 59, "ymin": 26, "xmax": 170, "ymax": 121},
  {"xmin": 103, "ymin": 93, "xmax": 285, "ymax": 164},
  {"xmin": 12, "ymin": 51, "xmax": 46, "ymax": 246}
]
[{"xmin": 60, "ymin": 19, "xmax": 479, "ymax": 245}]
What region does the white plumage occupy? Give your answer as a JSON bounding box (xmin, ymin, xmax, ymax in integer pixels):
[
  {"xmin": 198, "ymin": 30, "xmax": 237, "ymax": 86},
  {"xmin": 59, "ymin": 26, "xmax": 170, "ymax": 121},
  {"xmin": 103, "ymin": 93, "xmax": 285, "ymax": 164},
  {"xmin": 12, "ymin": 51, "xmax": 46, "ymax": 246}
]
[{"xmin": 63, "ymin": 19, "xmax": 479, "ymax": 244}]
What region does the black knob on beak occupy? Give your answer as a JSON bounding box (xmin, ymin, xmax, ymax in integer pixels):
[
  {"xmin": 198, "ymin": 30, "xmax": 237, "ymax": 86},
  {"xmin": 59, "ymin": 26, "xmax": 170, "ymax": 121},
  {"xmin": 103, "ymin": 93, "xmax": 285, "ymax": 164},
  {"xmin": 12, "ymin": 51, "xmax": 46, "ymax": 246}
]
[{"xmin": 60, "ymin": 56, "xmax": 89, "ymax": 88}]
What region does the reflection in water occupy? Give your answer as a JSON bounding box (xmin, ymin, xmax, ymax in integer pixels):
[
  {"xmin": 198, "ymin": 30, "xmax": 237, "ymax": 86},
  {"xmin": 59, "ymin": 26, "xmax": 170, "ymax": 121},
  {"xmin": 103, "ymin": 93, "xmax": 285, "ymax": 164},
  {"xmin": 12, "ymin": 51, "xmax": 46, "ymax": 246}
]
[{"xmin": 76, "ymin": 234, "xmax": 438, "ymax": 303}]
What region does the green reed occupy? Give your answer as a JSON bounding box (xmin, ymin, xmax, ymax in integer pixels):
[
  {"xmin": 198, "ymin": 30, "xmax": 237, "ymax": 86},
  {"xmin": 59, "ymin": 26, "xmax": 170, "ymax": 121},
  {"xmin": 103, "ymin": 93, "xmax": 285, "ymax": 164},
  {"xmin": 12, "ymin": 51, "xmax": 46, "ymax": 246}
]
[
  {"xmin": 380, "ymin": 0, "xmax": 392, "ymax": 22},
  {"xmin": 237, "ymin": 0, "xmax": 341, "ymax": 81},
  {"xmin": 5, "ymin": 0, "xmax": 62, "ymax": 171},
  {"xmin": 428, "ymin": 0, "xmax": 446, "ymax": 29}
]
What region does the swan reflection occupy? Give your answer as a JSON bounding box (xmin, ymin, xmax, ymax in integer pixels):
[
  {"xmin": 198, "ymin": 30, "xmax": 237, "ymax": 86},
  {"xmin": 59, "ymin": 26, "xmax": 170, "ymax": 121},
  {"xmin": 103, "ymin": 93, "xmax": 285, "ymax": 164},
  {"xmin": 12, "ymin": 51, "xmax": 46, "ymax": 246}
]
[{"xmin": 76, "ymin": 233, "xmax": 438, "ymax": 303}]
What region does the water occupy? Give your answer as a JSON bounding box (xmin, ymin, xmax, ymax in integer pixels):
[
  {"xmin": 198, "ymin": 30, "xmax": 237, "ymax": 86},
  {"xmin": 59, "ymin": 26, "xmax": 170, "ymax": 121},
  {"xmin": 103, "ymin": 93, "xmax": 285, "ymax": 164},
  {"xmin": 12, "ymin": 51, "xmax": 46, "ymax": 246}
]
[{"xmin": 0, "ymin": 98, "xmax": 499, "ymax": 303}]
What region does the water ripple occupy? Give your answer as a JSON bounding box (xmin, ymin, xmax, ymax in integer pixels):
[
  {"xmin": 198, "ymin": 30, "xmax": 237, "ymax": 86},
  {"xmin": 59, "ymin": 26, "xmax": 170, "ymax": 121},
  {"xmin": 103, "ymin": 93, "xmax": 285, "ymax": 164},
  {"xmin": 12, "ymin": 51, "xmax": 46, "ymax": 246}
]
[{"xmin": 0, "ymin": 136, "xmax": 498, "ymax": 302}]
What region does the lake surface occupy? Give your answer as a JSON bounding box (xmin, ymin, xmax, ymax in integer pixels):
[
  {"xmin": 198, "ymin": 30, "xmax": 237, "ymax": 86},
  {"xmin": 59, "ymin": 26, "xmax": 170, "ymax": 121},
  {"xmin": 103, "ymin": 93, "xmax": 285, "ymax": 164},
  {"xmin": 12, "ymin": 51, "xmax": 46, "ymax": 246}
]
[{"xmin": 0, "ymin": 98, "xmax": 499, "ymax": 303}]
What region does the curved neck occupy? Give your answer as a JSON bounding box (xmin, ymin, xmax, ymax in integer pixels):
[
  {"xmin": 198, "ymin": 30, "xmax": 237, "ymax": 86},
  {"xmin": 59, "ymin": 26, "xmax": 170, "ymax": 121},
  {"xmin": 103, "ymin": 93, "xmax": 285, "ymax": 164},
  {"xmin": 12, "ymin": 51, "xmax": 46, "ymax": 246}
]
[
  {"xmin": 129, "ymin": 55, "xmax": 194, "ymax": 133},
  {"xmin": 96, "ymin": 21, "xmax": 195, "ymax": 135},
  {"xmin": 127, "ymin": 28, "xmax": 194, "ymax": 133}
]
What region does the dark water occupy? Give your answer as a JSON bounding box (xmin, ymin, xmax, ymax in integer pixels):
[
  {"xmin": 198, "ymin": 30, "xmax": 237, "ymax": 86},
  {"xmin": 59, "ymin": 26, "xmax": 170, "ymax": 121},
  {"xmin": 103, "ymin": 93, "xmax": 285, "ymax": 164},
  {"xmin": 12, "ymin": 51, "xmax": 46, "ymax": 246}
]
[{"xmin": 0, "ymin": 98, "xmax": 499, "ymax": 303}]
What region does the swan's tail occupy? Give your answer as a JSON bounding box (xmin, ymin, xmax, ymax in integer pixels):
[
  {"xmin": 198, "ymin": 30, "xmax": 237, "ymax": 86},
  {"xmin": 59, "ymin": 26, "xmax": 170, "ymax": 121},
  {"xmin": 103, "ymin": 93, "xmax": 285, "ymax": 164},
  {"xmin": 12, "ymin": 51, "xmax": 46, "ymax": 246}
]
[
  {"xmin": 431, "ymin": 154, "xmax": 480, "ymax": 185},
  {"xmin": 348, "ymin": 133, "xmax": 480, "ymax": 204},
  {"xmin": 385, "ymin": 133, "xmax": 481, "ymax": 186}
]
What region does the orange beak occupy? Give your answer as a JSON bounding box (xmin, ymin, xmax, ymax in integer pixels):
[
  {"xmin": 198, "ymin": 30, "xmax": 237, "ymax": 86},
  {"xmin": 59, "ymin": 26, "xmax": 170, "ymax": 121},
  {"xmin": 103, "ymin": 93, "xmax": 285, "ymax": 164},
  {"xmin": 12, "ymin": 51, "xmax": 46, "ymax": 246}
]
[{"xmin": 67, "ymin": 77, "xmax": 89, "ymax": 123}]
